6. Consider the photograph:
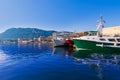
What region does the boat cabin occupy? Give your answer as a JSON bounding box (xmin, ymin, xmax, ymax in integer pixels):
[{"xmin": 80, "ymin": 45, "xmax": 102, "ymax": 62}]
[{"xmin": 84, "ymin": 31, "xmax": 98, "ymax": 36}]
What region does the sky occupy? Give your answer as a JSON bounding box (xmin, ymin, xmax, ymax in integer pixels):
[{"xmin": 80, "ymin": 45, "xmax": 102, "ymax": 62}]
[{"xmin": 0, "ymin": 0, "xmax": 120, "ymax": 33}]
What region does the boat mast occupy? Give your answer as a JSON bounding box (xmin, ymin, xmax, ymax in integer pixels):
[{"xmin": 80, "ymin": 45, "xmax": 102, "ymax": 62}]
[{"xmin": 96, "ymin": 16, "xmax": 105, "ymax": 37}]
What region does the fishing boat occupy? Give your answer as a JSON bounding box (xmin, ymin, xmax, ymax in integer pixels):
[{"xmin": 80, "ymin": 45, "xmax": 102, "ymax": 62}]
[
  {"xmin": 52, "ymin": 32, "xmax": 74, "ymax": 47},
  {"xmin": 52, "ymin": 35, "xmax": 68, "ymax": 47},
  {"xmin": 73, "ymin": 16, "xmax": 120, "ymax": 51}
]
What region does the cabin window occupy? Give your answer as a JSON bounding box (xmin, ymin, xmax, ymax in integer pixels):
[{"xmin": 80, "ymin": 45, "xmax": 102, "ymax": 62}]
[
  {"xmin": 100, "ymin": 38, "xmax": 106, "ymax": 41},
  {"xmin": 103, "ymin": 43, "xmax": 114, "ymax": 45},
  {"xmin": 108, "ymin": 39, "xmax": 116, "ymax": 42},
  {"xmin": 117, "ymin": 39, "xmax": 120, "ymax": 42},
  {"xmin": 117, "ymin": 44, "xmax": 120, "ymax": 46}
]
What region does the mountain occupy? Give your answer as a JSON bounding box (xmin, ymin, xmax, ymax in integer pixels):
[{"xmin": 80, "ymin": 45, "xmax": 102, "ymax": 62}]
[{"xmin": 0, "ymin": 28, "xmax": 56, "ymax": 40}]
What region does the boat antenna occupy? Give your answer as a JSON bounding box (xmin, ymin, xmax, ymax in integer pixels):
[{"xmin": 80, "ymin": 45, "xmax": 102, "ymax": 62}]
[{"xmin": 96, "ymin": 16, "xmax": 105, "ymax": 31}]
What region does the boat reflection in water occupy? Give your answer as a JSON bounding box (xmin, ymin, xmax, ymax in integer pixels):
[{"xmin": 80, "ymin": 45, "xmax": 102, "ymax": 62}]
[
  {"xmin": 0, "ymin": 43, "xmax": 120, "ymax": 80},
  {"xmin": 52, "ymin": 47, "xmax": 74, "ymax": 57},
  {"xmin": 73, "ymin": 50, "xmax": 120, "ymax": 80},
  {"xmin": 53, "ymin": 47, "xmax": 120, "ymax": 80}
]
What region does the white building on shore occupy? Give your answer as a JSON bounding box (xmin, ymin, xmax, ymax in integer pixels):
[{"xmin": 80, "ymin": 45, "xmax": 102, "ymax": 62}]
[{"xmin": 102, "ymin": 26, "xmax": 120, "ymax": 36}]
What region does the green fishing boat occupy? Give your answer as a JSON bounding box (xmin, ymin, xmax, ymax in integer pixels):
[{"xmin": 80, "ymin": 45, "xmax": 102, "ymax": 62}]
[{"xmin": 73, "ymin": 16, "xmax": 120, "ymax": 52}]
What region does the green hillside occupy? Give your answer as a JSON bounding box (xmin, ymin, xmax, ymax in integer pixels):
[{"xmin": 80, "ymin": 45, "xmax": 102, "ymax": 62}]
[{"xmin": 0, "ymin": 28, "xmax": 56, "ymax": 40}]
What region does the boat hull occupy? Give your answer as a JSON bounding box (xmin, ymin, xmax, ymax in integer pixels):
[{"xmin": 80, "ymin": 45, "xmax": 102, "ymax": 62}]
[
  {"xmin": 73, "ymin": 39, "xmax": 120, "ymax": 52},
  {"xmin": 65, "ymin": 39, "xmax": 74, "ymax": 47},
  {"xmin": 52, "ymin": 39, "xmax": 69, "ymax": 47}
]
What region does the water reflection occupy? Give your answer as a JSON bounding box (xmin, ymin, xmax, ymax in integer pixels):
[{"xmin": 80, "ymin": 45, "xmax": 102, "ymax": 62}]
[
  {"xmin": 73, "ymin": 50, "xmax": 120, "ymax": 66},
  {"xmin": 73, "ymin": 50, "xmax": 120, "ymax": 80},
  {"xmin": 90, "ymin": 64, "xmax": 104, "ymax": 80},
  {"xmin": 0, "ymin": 43, "xmax": 53, "ymax": 66},
  {"xmin": 52, "ymin": 47, "xmax": 120, "ymax": 67},
  {"xmin": 0, "ymin": 50, "xmax": 9, "ymax": 64},
  {"xmin": 53, "ymin": 48, "xmax": 120, "ymax": 80},
  {"xmin": 0, "ymin": 43, "xmax": 120, "ymax": 80},
  {"xmin": 18, "ymin": 42, "xmax": 42, "ymax": 49},
  {"xmin": 52, "ymin": 47, "xmax": 74, "ymax": 57}
]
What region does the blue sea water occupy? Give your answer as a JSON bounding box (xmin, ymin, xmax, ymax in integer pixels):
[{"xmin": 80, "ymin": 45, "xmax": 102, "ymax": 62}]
[{"xmin": 0, "ymin": 43, "xmax": 120, "ymax": 80}]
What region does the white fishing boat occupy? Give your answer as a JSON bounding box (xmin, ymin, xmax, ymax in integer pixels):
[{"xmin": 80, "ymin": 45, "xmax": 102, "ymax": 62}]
[
  {"xmin": 52, "ymin": 33, "xmax": 69, "ymax": 47},
  {"xmin": 52, "ymin": 35, "xmax": 68, "ymax": 47},
  {"xmin": 52, "ymin": 32, "xmax": 74, "ymax": 47}
]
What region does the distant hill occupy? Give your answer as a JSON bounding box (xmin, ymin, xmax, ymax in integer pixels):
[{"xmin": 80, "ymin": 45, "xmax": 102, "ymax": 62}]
[{"xmin": 0, "ymin": 28, "xmax": 57, "ymax": 40}]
